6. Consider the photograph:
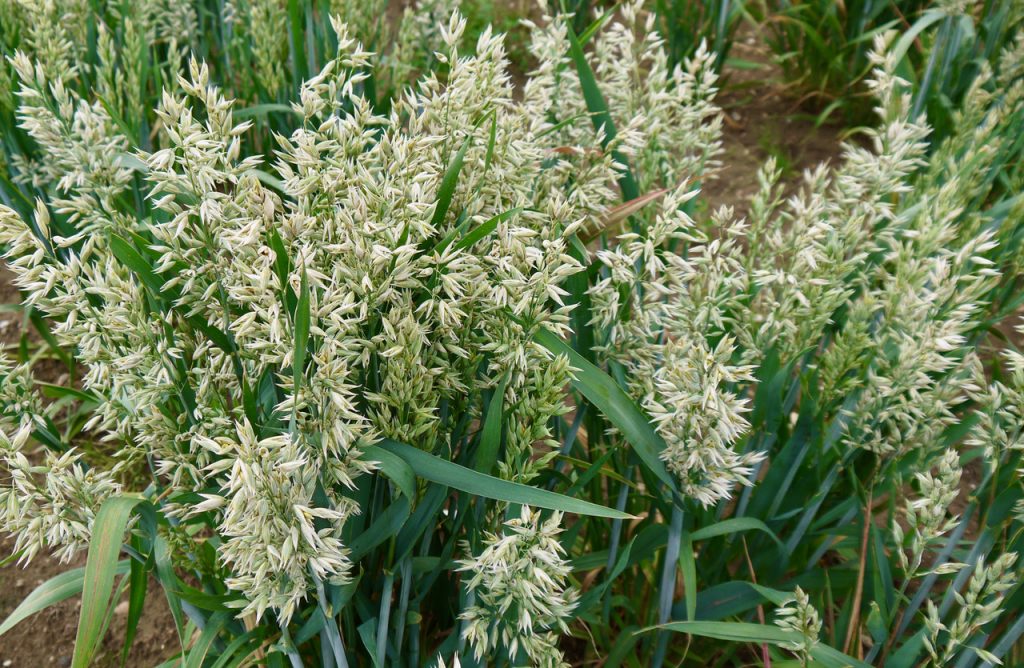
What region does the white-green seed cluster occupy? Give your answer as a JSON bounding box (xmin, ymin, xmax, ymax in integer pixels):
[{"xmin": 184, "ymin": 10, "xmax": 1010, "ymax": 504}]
[
  {"xmin": 0, "ymin": 2, "xmax": 1021, "ymax": 664},
  {"xmin": 0, "ymin": 6, "xmax": 725, "ymax": 626},
  {"xmin": 457, "ymin": 508, "xmax": 578, "ymax": 667},
  {"xmin": 774, "ymin": 586, "xmax": 822, "ymax": 666}
]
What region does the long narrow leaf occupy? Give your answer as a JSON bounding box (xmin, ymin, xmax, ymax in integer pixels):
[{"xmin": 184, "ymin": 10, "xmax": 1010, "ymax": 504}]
[
  {"xmin": 453, "ymin": 207, "xmax": 524, "ymax": 253},
  {"xmin": 293, "ymin": 266, "xmax": 310, "ymax": 395},
  {"xmin": 645, "ymin": 621, "xmax": 872, "ymax": 668},
  {"xmin": 372, "ymin": 440, "xmax": 633, "ymax": 519},
  {"xmin": 474, "ymin": 376, "xmax": 507, "ymax": 474},
  {"xmin": 73, "ymin": 496, "xmax": 147, "ymax": 668},
  {"xmin": 362, "ymin": 446, "xmax": 416, "ymax": 499},
  {"xmin": 430, "ymin": 131, "xmax": 475, "ymax": 231},
  {"xmin": 690, "ymin": 517, "xmax": 784, "ymax": 549},
  {"xmin": 122, "ymin": 539, "xmax": 148, "ymax": 666},
  {"xmin": 183, "ymin": 612, "xmax": 229, "ymax": 668},
  {"xmin": 110, "ymin": 235, "xmax": 164, "ymax": 297},
  {"xmin": 565, "ymin": 25, "xmax": 639, "ymax": 201}
]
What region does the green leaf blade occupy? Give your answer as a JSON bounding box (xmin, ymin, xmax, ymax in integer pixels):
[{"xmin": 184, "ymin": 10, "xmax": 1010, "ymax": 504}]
[
  {"xmin": 372, "ymin": 440, "xmax": 633, "ymax": 519},
  {"xmin": 73, "ymin": 496, "xmax": 146, "ymax": 668},
  {"xmin": 0, "ymin": 561, "xmax": 130, "ymax": 637},
  {"xmin": 474, "ymin": 376, "xmax": 507, "ymax": 474},
  {"xmin": 430, "ymin": 133, "xmax": 474, "ymax": 232},
  {"xmin": 689, "ymin": 517, "xmax": 784, "ymax": 549},
  {"xmin": 293, "ymin": 266, "xmax": 310, "ymax": 395},
  {"xmin": 565, "ymin": 24, "xmax": 639, "ymax": 201},
  {"xmin": 109, "ymin": 235, "xmax": 164, "ymax": 297},
  {"xmin": 533, "ymin": 327, "xmax": 677, "ymax": 494}
]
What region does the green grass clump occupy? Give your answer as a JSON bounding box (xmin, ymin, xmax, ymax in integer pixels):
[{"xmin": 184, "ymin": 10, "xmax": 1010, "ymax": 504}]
[{"xmin": 761, "ymin": 0, "xmax": 1024, "ymax": 131}]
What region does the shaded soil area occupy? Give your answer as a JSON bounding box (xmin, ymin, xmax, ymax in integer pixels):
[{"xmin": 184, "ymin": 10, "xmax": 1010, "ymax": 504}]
[{"xmin": 702, "ymin": 23, "xmax": 844, "ymax": 213}]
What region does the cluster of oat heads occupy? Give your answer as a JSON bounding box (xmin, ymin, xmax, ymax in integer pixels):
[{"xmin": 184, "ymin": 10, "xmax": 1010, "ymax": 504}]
[
  {"xmin": 0, "ymin": 3, "xmax": 726, "ymax": 628},
  {"xmin": 0, "ymin": 21, "xmax": 539, "ymax": 622},
  {"xmin": 0, "ymin": 351, "xmax": 122, "ymax": 565},
  {"xmin": 457, "ymin": 508, "xmax": 578, "ymax": 666},
  {"xmin": 0, "ymin": 1, "xmax": 1022, "ymax": 665},
  {"xmin": 774, "ymin": 586, "xmax": 822, "ymax": 667}
]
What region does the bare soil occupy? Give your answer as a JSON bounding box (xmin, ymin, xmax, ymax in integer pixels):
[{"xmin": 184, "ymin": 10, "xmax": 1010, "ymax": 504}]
[{"xmin": 702, "ymin": 23, "xmax": 844, "ymax": 213}]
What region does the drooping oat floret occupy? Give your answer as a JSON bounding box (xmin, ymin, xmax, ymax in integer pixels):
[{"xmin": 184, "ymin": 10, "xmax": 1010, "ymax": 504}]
[
  {"xmin": 589, "ymin": 183, "xmax": 759, "ymax": 506},
  {"xmin": 774, "ymin": 586, "xmax": 822, "ymax": 667},
  {"xmin": 223, "ymin": 0, "xmax": 289, "ymax": 98},
  {"xmin": 646, "ymin": 336, "xmax": 760, "ymax": 506},
  {"xmin": 457, "ymin": 507, "xmax": 578, "ymax": 668},
  {"xmin": 523, "ymin": 0, "xmax": 723, "ymax": 203},
  {"xmin": 0, "ymin": 352, "xmax": 122, "ymax": 565},
  {"xmin": 924, "ymin": 553, "xmax": 1019, "ymax": 666},
  {"xmin": 895, "ymin": 449, "xmax": 964, "ymax": 578}
]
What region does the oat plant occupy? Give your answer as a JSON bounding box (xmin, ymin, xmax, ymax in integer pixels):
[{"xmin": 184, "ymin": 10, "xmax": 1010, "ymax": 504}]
[{"xmin": 0, "ymin": 2, "xmax": 1022, "ymax": 668}]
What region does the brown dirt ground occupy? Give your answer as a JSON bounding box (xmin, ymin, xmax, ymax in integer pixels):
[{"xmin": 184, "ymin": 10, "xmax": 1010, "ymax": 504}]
[
  {"xmin": 0, "ymin": 538, "xmax": 178, "ymax": 667},
  {"xmin": 702, "ymin": 23, "xmax": 844, "ymax": 213}
]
